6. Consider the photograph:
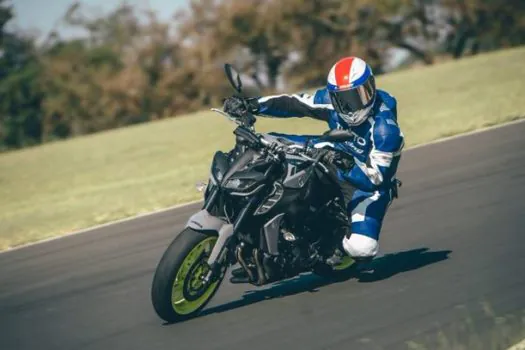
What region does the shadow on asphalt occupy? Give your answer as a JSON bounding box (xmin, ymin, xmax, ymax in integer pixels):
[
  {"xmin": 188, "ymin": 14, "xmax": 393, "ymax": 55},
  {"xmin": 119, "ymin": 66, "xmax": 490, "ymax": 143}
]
[{"xmin": 197, "ymin": 247, "xmax": 451, "ymax": 318}]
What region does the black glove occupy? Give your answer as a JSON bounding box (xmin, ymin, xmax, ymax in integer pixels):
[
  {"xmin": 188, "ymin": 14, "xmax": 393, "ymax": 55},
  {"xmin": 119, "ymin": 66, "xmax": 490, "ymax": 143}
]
[
  {"xmin": 321, "ymin": 150, "xmax": 355, "ymax": 170},
  {"xmin": 223, "ymin": 96, "xmax": 260, "ymax": 120}
]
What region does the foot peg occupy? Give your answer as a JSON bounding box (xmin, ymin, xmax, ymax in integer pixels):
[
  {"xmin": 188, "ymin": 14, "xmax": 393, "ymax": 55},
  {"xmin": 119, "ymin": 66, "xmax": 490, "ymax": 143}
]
[
  {"xmin": 229, "ymin": 266, "xmax": 251, "ymax": 283},
  {"xmin": 229, "ymin": 275, "xmax": 251, "ymax": 283},
  {"xmin": 326, "ymin": 248, "xmax": 345, "ymax": 266}
]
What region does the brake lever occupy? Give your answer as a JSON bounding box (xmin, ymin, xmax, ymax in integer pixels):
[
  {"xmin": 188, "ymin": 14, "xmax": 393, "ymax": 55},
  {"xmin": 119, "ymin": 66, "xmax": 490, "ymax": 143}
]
[{"xmin": 211, "ymin": 108, "xmax": 239, "ymax": 122}]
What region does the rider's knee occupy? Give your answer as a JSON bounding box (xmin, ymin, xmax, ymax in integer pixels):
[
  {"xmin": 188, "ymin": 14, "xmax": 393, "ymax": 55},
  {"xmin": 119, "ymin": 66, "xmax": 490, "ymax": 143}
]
[{"xmin": 342, "ymin": 233, "xmax": 378, "ymax": 259}]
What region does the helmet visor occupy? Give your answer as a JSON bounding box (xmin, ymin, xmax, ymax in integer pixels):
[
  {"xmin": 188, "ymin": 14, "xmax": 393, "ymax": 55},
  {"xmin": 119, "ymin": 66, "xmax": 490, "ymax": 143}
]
[{"xmin": 330, "ymin": 78, "xmax": 375, "ymax": 115}]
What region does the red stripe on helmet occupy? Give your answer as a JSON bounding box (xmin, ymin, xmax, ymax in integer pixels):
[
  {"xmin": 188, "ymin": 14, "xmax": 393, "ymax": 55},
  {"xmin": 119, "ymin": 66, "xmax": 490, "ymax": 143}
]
[{"xmin": 334, "ymin": 57, "xmax": 354, "ymax": 88}]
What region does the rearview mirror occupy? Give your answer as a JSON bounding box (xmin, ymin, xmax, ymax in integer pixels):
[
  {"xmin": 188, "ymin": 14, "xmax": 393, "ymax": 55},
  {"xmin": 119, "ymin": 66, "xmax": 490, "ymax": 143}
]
[
  {"xmin": 224, "ymin": 63, "xmax": 243, "ymax": 94},
  {"xmin": 320, "ymin": 129, "xmax": 354, "ymax": 142}
]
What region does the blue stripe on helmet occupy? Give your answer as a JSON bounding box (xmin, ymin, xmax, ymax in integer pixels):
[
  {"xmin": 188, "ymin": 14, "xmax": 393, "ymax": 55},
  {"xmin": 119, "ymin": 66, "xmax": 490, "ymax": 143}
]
[{"xmin": 327, "ymin": 82, "xmax": 339, "ymax": 91}]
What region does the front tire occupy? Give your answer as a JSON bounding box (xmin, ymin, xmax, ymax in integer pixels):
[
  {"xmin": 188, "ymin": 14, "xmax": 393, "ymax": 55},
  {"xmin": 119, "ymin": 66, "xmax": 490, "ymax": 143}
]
[{"xmin": 151, "ymin": 228, "xmax": 225, "ymax": 323}]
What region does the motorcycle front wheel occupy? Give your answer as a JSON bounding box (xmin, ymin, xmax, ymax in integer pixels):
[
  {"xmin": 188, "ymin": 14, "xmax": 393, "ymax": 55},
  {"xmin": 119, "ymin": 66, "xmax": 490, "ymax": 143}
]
[{"xmin": 151, "ymin": 228, "xmax": 225, "ymax": 323}]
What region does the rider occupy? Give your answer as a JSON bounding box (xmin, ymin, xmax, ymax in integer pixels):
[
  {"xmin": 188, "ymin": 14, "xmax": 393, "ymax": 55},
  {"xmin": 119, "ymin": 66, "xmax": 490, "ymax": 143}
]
[{"xmin": 223, "ymin": 56, "xmax": 405, "ymax": 273}]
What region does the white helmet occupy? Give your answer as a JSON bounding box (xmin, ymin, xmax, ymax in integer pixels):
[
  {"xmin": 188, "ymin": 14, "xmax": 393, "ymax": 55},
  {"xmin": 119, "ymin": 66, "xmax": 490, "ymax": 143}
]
[{"xmin": 327, "ymin": 56, "xmax": 376, "ymax": 126}]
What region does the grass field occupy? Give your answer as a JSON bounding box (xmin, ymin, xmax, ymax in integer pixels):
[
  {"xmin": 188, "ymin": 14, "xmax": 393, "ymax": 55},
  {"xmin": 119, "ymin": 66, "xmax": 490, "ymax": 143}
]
[
  {"xmin": 1, "ymin": 46, "xmax": 525, "ymax": 251},
  {"xmin": 406, "ymin": 303, "xmax": 525, "ymax": 350}
]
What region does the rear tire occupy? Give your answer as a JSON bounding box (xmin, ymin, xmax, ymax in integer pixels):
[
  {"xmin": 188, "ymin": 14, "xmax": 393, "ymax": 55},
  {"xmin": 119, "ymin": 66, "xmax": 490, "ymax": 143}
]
[{"xmin": 151, "ymin": 227, "xmax": 225, "ymax": 323}]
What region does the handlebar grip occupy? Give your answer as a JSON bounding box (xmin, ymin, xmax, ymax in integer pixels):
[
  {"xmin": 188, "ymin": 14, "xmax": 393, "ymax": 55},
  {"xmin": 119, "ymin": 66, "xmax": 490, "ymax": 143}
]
[
  {"xmin": 259, "ymin": 137, "xmax": 271, "ymax": 147},
  {"xmin": 234, "ymin": 126, "xmax": 260, "ymax": 146}
]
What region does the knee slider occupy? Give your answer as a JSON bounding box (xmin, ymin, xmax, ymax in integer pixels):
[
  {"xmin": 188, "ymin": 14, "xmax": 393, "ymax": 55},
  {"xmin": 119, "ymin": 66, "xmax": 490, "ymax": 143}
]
[{"xmin": 342, "ymin": 234, "xmax": 378, "ymax": 259}]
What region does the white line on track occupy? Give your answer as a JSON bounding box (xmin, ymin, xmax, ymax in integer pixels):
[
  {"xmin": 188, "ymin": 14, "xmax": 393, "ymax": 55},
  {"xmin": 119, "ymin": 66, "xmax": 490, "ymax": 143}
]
[
  {"xmin": 0, "ymin": 200, "xmax": 201, "ymax": 254},
  {"xmin": 2, "ymin": 117, "xmax": 524, "ymax": 255},
  {"xmin": 406, "ymin": 117, "xmax": 525, "ymax": 151}
]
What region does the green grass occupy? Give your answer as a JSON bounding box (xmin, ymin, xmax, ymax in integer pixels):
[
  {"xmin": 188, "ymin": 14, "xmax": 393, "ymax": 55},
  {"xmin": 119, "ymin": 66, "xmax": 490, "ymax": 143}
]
[
  {"xmin": 352, "ymin": 301, "xmax": 525, "ymax": 349},
  {"xmin": 405, "ymin": 303, "xmax": 525, "ymax": 350},
  {"xmin": 1, "ymin": 46, "xmax": 525, "ymax": 250}
]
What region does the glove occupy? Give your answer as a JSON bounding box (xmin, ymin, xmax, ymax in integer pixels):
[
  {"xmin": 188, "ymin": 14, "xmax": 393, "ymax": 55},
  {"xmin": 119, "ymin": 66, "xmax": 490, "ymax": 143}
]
[
  {"xmin": 320, "ymin": 150, "xmax": 355, "ymax": 170},
  {"xmin": 223, "ymin": 96, "xmax": 260, "ymax": 120}
]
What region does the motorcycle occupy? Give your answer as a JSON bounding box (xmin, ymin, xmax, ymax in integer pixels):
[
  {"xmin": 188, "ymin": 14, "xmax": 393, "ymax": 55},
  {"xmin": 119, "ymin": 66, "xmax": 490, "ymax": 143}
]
[{"xmin": 150, "ymin": 64, "xmax": 360, "ymax": 323}]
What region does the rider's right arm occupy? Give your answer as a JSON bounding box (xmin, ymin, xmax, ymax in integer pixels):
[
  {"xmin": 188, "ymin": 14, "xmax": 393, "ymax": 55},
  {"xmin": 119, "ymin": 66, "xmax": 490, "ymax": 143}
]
[{"xmin": 256, "ymin": 88, "xmax": 333, "ymax": 122}]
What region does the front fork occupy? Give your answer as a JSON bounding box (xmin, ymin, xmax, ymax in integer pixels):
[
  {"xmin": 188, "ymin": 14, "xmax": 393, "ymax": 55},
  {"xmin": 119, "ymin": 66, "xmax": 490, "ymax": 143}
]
[
  {"xmin": 196, "ymin": 158, "xmax": 280, "ymax": 284},
  {"xmin": 197, "ymin": 189, "xmax": 260, "ymax": 284}
]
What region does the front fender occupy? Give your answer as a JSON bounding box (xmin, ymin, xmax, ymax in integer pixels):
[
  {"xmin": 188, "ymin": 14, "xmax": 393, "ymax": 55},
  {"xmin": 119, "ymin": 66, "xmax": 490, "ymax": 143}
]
[
  {"xmin": 185, "ymin": 209, "xmax": 235, "ymax": 268},
  {"xmin": 186, "ymin": 209, "xmax": 226, "ymax": 233}
]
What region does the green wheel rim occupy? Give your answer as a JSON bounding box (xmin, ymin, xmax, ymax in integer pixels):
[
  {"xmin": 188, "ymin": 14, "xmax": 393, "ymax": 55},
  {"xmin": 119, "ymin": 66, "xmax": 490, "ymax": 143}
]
[
  {"xmin": 171, "ymin": 236, "xmax": 220, "ymax": 315},
  {"xmin": 334, "ymin": 256, "xmax": 355, "ymax": 271}
]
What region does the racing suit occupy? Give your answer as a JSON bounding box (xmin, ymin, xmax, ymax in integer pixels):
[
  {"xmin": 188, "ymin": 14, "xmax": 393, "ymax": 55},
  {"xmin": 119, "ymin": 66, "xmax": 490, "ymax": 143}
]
[{"xmin": 255, "ymin": 88, "xmax": 405, "ymax": 260}]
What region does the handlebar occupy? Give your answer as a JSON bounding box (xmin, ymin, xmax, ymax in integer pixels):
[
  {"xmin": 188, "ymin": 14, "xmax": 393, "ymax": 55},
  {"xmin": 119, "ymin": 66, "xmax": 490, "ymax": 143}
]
[
  {"xmin": 238, "ymin": 127, "xmax": 334, "ymax": 172},
  {"xmin": 259, "ymin": 134, "xmax": 354, "ymax": 174},
  {"xmin": 216, "ymin": 109, "xmax": 351, "ymax": 172}
]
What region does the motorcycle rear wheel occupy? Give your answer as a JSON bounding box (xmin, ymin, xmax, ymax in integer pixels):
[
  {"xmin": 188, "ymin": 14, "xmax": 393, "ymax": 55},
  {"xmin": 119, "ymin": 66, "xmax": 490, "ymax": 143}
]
[{"xmin": 151, "ymin": 228, "xmax": 224, "ymax": 323}]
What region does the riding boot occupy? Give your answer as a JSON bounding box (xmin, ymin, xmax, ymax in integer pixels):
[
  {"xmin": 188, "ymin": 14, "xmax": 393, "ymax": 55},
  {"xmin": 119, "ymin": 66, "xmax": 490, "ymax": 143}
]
[{"xmin": 326, "ymin": 248, "xmax": 375, "ymax": 273}]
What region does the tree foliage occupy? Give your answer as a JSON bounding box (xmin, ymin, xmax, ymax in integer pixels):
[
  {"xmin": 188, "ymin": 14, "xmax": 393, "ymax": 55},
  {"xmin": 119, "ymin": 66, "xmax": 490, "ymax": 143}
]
[
  {"xmin": 1, "ymin": 0, "xmax": 524, "ymax": 150},
  {"xmin": 443, "ymin": 0, "xmax": 525, "ymax": 57},
  {"xmin": 0, "ymin": 0, "xmax": 44, "ymax": 148}
]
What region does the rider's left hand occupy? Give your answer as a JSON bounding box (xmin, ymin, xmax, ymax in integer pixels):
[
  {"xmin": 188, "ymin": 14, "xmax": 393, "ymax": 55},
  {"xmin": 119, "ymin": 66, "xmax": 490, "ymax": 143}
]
[{"xmin": 223, "ymin": 96, "xmax": 259, "ymax": 120}]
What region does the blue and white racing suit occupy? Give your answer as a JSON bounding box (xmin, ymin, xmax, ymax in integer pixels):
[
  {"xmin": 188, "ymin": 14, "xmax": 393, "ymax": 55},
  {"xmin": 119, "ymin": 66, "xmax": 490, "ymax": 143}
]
[{"xmin": 256, "ymin": 88, "xmax": 405, "ymax": 259}]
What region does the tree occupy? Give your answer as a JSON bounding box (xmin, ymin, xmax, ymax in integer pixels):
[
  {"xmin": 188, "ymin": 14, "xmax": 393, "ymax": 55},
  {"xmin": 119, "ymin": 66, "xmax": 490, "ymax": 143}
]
[
  {"xmin": 2, "ymin": 0, "xmax": 522, "ymax": 151},
  {"xmin": 41, "ymin": 2, "xmax": 187, "ymax": 137},
  {"xmin": 175, "ymin": 0, "xmax": 295, "ymax": 94},
  {"xmin": 0, "ymin": 0, "xmax": 45, "ymax": 148},
  {"xmin": 444, "ymin": 0, "xmax": 525, "ymax": 58}
]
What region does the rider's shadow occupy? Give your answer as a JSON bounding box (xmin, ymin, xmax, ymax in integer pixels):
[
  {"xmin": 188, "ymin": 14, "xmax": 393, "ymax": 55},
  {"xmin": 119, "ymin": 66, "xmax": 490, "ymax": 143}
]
[
  {"xmin": 355, "ymin": 247, "xmax": 452, "ymax": 283},
  {"xmin": 200, "ymin": 247, "xmax": 451, "ymax": 317}
]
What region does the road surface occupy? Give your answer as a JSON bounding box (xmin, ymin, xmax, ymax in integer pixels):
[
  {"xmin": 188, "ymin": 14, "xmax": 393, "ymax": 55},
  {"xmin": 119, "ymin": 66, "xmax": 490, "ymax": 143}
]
[{"xmin": 1, "ymin": 121, "xmax": 525, "ymax": 350}]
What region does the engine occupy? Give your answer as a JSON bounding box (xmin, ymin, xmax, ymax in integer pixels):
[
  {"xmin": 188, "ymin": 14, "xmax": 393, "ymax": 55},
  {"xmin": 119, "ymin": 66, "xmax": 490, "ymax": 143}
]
[{"xmin": 234, "ymin": 223, "xmax": 324, "ymax": 286}]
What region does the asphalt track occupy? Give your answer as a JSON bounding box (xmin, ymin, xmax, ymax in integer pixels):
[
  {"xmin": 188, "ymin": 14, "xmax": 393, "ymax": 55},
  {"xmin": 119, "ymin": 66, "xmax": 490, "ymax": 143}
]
[{"xmin": 1, "ymin": 121, "xmax": 525, "ymax": 350}]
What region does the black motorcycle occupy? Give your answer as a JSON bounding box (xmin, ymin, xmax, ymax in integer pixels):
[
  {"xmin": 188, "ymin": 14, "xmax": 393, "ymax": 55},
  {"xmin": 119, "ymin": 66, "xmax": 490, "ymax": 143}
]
[{"xmin": 150, "ymin": 64, "xmax": 360, "ymax": 323}]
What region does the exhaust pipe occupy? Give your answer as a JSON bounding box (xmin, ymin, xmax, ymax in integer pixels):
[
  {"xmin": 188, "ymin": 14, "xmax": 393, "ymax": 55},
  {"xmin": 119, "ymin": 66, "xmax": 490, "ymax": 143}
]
[
  {"xmin": 253, "ymin": 248, "xmax": 267, "ymax": 285},
  {"xmin": 236, "ymin": 245, "xmax": 255, "ymax": 281}
]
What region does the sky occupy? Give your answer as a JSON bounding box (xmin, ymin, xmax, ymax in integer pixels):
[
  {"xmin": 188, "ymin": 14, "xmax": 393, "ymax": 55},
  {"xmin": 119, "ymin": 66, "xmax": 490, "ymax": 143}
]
[{"xmin": 9, "ymin": 0, "xmax": 189, "ymax": 37}]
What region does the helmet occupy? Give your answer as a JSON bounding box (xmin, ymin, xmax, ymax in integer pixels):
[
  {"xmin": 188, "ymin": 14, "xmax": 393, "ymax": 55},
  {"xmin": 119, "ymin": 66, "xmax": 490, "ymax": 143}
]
[{"xmin": 327, "ymin": 56, "xmax": 376, "ymax": 126}]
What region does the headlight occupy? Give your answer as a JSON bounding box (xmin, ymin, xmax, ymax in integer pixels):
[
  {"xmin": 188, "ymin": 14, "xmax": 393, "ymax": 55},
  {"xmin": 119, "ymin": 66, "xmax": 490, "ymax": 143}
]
[{"xmin": 224, "ymin": 178, "xmax": 256, "ymax": 190}]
